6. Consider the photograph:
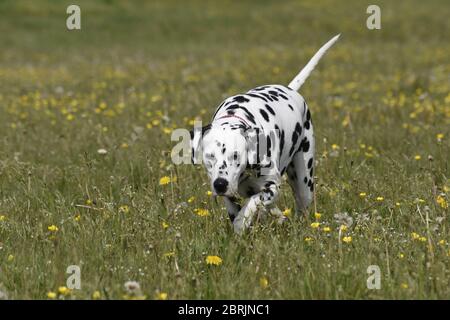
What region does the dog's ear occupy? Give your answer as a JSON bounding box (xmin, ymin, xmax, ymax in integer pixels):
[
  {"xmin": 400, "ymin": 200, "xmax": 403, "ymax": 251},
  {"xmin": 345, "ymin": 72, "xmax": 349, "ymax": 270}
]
[{"xmin": 189, "ymin": 124, "xmax": 211, "ymax": 164}]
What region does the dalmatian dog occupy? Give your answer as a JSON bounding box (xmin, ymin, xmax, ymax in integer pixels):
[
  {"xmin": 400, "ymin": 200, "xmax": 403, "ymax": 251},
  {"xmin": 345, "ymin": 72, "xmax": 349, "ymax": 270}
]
[{"xmin": 191, "ymin": 35, "xmax": 340, "ymax": 234}]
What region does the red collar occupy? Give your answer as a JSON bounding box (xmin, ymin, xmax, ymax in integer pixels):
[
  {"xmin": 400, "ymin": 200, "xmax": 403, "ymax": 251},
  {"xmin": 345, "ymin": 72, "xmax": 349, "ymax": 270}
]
[{"xmin": 216, "ymin": 114, "xmax": 251, "ymax": 128}]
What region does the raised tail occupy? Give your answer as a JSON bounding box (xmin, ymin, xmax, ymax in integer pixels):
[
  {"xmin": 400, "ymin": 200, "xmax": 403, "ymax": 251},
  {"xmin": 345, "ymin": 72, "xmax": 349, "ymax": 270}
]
[{"xmin": 288, "ymin": 34, "xmax": 340, "ymax": 91}]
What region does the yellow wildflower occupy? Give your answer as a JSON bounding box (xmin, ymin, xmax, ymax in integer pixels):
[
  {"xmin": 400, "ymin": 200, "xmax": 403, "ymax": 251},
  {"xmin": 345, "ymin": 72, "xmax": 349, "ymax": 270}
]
[
  {"xmin": 205, "ymin": 255, "xmax": 223, "ymax": 266},
  {"xmin": 0, "ymin": 215, "xmax": 6, "ymax": 221},
  {"xmin": 304, "ymin": 237, "xmax": 313, "ymax": 243},
  {"xmin": 311, "ymin": 222, "xmax": 320, "ymax": 229},
  {"xmin": 323, "ymin": 226, "xmax": 331, "ymax": 232},
  {"xmin": 156, "ymin": 292, "xmax": 168, "ymax": 300},
  {"xmin": 436, "ymin": 195, "xmax": 448, "ymax": 209},
  {"xmin": 411, "ymin": 232, "xmax": 420, "ymax": 240},
  {"xmin": 159, "ymin": 176, "xmax": 171, "ymax": 185},
  {"xmin": 331, "ymin": 144, "xmax": 340, "ymax": 150},
  {"xmin": 414, "ymin": 155, "xmax": 421, "ymax": 160},
  {"xmin": 7, "ymin": 254, "xmax": 14, "ymax": 262},
  {"xmin": 206, "ymin": 191, "xmax": 213, "ymax": 196},
  {"xmin": 314, "ymin": 212, "xmax": 322, "ymax": 220},
  {"xmin": 436, "ymin": 133, "xmax": 444, "ymax": 141},
  {"xmin": 259, "ymin": 277, "xmax": 269, "ymax": 289},
  {"xmin": 376, "ymin": 196, "xmax": 384, "ymax": 201},
  {"xmin": 342, "ymin": 236, "xmax": 352, "ymax": 243},
  {"xmin": 359, "ymin": 192, "xmax": 367, "ymax": 198},
  {"xmin": 92, "ymin": 291, "xmax": 101, "ymax": 300},
  {"xmin": 194, "ymin": 208, "xmax": 210, "ymax": 217},
  {"xmin": 401, "ymin": 283, "xmax": 409, "ymax": 289},
  {"xmin": 48, "ymin": 225, "xmax": 59, "ymax": 232},
  {"xmin": 340, "ymin": 225, "xmax": 348, "ymax": 232},
  {"xmin": 283, "ymin": 208, "xmax": 292, "ymax": 217},
  {"xmin": 47, "ymin": 291, "xmax": 57, "ymax": 299},
  {"xmin": 58, "ymin": 286, "xmax": 70, "ymax": 295},
  {"xmin": 162, "ymin": 221, "xmax": 169, "ymax": 229},
  {"xmin": 187, "ymin": 196, "xmax": 195, "ymax": 203}
]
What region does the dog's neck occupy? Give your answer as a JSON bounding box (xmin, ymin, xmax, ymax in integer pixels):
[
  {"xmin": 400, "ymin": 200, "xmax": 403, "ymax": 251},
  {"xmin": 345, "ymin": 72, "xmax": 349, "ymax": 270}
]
[{"xmin": 215, "ymin": 114, "xmax": 250, "ymax": 129}]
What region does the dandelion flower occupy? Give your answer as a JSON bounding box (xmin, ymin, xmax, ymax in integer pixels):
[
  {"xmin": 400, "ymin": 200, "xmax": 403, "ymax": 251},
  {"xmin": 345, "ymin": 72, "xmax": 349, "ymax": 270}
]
[
  {"xmin": 194, "ymin": 208, "xmax": 210, "ymax": 217},
  {"xmin": 206, "ymin": 191, "xmax": 213, "ymax": 196},
  {"xmin": 48, "ymin": 225, "xmax": 59, "ymax": 232},
  {"xmin": 282, "ymin": 208, "xmax": 292, "ymax": 217},
  {"xmin": 438, "ymin": 240, "xmax": 445, "ymax": 246},
  {"xmin": 376, "ymin": 196, "xmax": 384, "ymax": 202},
  {"xmin": 187, "ymin": 196, "xmax": 195, "ymax": 203},
  {"xmin": 436, "ymin": 133, "xmax": 444, "ymax": 142},
  {"xmin": 310, "ymin": 222, "xmax": 320, "ymax": 229},
  {"xmin": 323, "ymin": 227, "xmax": 331, "ymax": 232},
  {"xmin": 156, "ymin": 292, "xmax": 168, "ymax": 300},
  {"xmin": 401, "ymin": 283, "xmax": 409, "ymax": 289},
  {"xmin": 92, "ymin": 291, "xmax": 101, "ymax": 300},
  {"xmin": 342, "ymin": 236, "xmax": 352, "ymax": 243},
  {"xmin": 159, "ymin": 176, "xmax": 171, "ymax": 185},
  {"xmin": 74, "ymin": 214, "xmax": 81, "ymax": 222},
  {"xmin": 314, "ymin": 212, "xmax": 322, "ymax": 220},
  {"xmin": 339, "ymin": 225, "xmax": 348, "ymax": 232},
  {"xmin": 259, "ymin": 277, "xmax": 269, "ymax": 289},
  {"xmin": 205, "ymin": 255, "xmax": 223, "ymax": 266},
  {"xmin": 47, "ymin": 291, "xmax": 57, "ymax": 299},
  {"xmin": 0, "ymin": 215, "xmax": 6, "ymax": 221},
  {"xmin": 436, "ymin": 195, "xmax": 448, "ymax": 209},
  {"xmin": 411, "ymin": 232, "xmax": 420, "ymax": 240},
  {"xmin": 359, "ymin": 192, "xmax": 367, "ymax": 198},
  {"xmin": 331, "ymin": 144, "xmax": 340, "ymax": 150},
  {"xmin": 58, "ymin": 286, "xmax": 70, "ymax": 296},
  {"xmin": 304, "ymin": 237, "xmax": 313, "ymax": 243},
  {"xmin": 162, "ymin": 221, "xmax": 169, "ymax": 229},
  {"xmin": 419, "ymin": 237, "xmax": 427, "ymax": 242},
  {"xmin": 414, "ymin": 155, "xmax": 421, "ymax": 160}
]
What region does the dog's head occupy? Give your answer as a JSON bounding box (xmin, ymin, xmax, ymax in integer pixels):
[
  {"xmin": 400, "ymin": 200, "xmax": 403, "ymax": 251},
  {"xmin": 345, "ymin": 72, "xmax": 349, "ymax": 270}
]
[{"xmin": 191, "ymin": 124, "xmax": 247, "ymax": 196}]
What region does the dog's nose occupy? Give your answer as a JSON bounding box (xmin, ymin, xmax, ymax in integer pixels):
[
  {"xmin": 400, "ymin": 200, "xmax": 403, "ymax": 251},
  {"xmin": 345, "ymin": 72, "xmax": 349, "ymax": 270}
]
[{"xmin": 213, "ymin": 178, "xmax": 228, "ymax": 194}]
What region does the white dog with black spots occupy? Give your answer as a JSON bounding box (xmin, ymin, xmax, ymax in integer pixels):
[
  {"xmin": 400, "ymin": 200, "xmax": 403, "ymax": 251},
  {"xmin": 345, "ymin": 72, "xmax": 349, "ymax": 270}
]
[{"xmin": 191, "ymin": 35, "xmax": 340, "ymax": 234}]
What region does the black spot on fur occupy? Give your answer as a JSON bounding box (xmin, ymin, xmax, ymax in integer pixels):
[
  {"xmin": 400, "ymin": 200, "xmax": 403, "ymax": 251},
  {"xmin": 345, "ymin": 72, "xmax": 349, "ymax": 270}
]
[
  {"xmin": 304, "ymin": 120, "xmax": 310, "ymax": 130},
  {"xmin": 265, "ymin": 104, "xmax": 275, "ymax": 115},
  {"xmin": 247, "ymin": 93, "xmax": 268, "ymax": 102},
  {"xmin": 233, "ymin": 95, "xmax": 250, "ymax": 103},
  {"xmin": 304, "ymin": 177, "xmax": 308, "ymax": 184},
  {"xmin": 259, "ymin": 109, "xmax": 270, "ymax": 122},
  {"xmin": 288, "ymin": 104, "xmax": 294, "ymax": 111},
  {"xmin": 266, "ymin": 135, "xmax": 272, "ymax": 158},
  {"xmin": 295, "ymin": 122, "xmax": 302, "ymax": 135},
  {"xmin": 307, "ymin": 158, "xmax": 313, "ymax": 169}
]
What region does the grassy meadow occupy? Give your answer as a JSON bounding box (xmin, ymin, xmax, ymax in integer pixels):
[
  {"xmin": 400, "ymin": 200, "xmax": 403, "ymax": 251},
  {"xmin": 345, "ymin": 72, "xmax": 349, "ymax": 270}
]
[{"xmin": 0, "ymin": 0, "xmax": 449, "ymax": 299}]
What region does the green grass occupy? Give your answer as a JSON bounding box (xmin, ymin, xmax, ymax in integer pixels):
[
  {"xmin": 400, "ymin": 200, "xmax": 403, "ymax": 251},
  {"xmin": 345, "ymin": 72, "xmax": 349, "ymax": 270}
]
[{"xmin": 0, "ymin": 0, "xmax": 449, "ymax": 299}]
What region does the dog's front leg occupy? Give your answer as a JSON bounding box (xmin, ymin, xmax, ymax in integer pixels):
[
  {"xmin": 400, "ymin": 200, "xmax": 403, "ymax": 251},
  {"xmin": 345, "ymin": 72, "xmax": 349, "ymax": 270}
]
[
  {"xmin": 233, "ymin": 181, "xmax": 279, "ymax": 234},
  {"xmin": 223, "ymin": 197, "xmax": 241, "ymax": 223}
]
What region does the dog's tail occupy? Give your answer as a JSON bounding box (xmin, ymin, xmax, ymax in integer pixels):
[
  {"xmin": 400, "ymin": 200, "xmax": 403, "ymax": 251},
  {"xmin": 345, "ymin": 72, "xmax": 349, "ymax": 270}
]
[{"xmin": 287, "ymin": 34, "xmax": 340, "ymax": 91}]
